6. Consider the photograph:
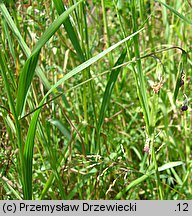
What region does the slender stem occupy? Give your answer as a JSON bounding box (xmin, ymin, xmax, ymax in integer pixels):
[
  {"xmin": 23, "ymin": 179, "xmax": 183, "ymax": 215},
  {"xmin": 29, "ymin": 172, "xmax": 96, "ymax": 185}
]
[
  {"xmin": 149, "ymin": 92, "xmax": 163, "ymax": 199},
  {"xmin": 101, "ymin": 0, "xmax": 113, "ymax": 66},
  {"xmin": 79, "ymin": 2, "xmax": 89, "ymax": 147},
  {"xmin": 131, "ymin": 0, "xmax": 150, "ymax": 132},
  {"xmin": 151, "ymin": 133, "xmax": 164, "ymax": 200}
]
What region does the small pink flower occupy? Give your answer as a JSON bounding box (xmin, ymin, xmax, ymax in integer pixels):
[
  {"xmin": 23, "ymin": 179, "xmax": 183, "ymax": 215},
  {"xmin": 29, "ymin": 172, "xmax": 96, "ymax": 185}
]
[{"xmin": 144, "ymin": 145, "xmax": 150, "ymax": 153}]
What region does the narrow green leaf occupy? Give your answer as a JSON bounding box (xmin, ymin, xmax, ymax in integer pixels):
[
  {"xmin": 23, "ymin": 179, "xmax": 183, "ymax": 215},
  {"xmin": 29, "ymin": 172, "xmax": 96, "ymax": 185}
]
[
  {"xmin": 173, "ymin": 51, "xmax": 187, "ymax": 103},
  {"xmin": 21, "ymin": 1, "xmax": 84, "ymax": 199},
  {"xmin": 97, "ymin": 49, "xmax": 127, "ymax": 132},
  {"xmin": 115, "ymin": 161, "xmax": 184, "ymax": 199},
  {"xmin": 0, "ymin": 176, "xmax": 22, "ymax": 200},
  {"xmin": 23, "ymin": 107, "xmax": 42, "ymax": 199},
  {"xmin": 2, "ymin": 17, "xmax": 16, "ymax": 63},
  {"xmin": 16, "ymin": 51, "xmax": 40, "ymax": 117},
  {"xmin": 115, "ymin": 173, "xmax": 150, "ymax": 199},
  {"xmin": 16, "ymin": 0, "xmax": 83, "ymax": 117},
  {"xmin": 39, "ymin": 174, "xmax": 55, "ymax": 200},
  {"xmin": 0, "ymin": 51, "xmax": 17, "ymax": 119},
  {"xmin": 22, "ymin": 28, "xmax": 144, "ymax": 199},
  {"xmin": 42, "ymin": 28, "xmax": 145, "ymax": 102},
  {"xmin": 0, "ymin": 2, "xmax": 30, "ymax": 55},
  {"xmin": 53, "ymin": 0, "xmax": 85, "ymax": 62},
  {"xmin": 131, "ymin": 1, "xmax": 150, "ymax": 131},
  {"xmin": 19, "ymin": 28, "xmax": 144, "ymax": 120},
  {"xmin": 44, "ymin": 122, "xmax": 66, "ymax": 199},
  {"xmin": 0, "ymin": 51, "xmax": 24, "ymax": 197},
  {"xmin": 48, "ymin": 119, "xmax": 82, "ymax": 151},
  {"xmin": 67, "ymin": 181, "xmax": 86, "ymax": 199},
  {"xmin": 32, "ymin": 0, "xmax": 83, "ymax": 55},
  {"xmin": 158, "ymin": 161, "xmax": 184, "ymax": 172},
  {"xmin": 156, "ymin": 0, "xmax": 192, "ymax": 25},
  {"xmin": 170, "ymin": 167, "xmax": 183, "ymax": 185},
  {"xmin": 49, "ymin": 119, "xmax": 71, "ymax": 140},
  {"xmin": 0, "ymin": 2, "xmax": 51, "ymax": 90}
]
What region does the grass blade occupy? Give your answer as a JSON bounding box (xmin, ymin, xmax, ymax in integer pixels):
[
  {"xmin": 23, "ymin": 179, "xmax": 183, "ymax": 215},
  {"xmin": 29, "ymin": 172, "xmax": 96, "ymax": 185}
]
[
  {"xmin": 158, "ymin": 161, "xmax": 184, "ymax": 172},
  {"xmin": 49, "ymin": 119, "xmax": 83, "ymax": 153},
  {"xmin": 0, "ymin": 51, "xmax": 16, "ymax": 119},
  {"xmin": 115, "ymin": 173, "xmax": 150, "ymax": 199},
  {"xmin": 42, "ymin": 28, "xmax": 144, "ymax": 101},
  {"xmin": 49, "ymin": 119, "xmax": 71, "ymax": 141},
  {"xmin": 131, "ymin": 1, "xmax": 150, "ymax": 131},
  {"xmin": 21, "ymin": 0, "xmax": 84, "ymax": 199},
  {"xmin": 97, "ymin": 49, "xmax": 127, "ymax": 132},
  {"xmin": 173, "ymin": 51, "xmax": 187, "ymax": 103},
  {"xmin": 23, "ymin": 107, "xmax": 41, "ymax": 199},
  {"xmin": 156, "ymin": 0, "xmax": 192, "ymax": 25},
  {"xmin": 115, "ymin": 161, "xmax": 184, "ymax": 199},
  {"xmin": 53, "ymin": 0, "xmax": 85, "ymax": 62},
  {"xmin": 0, "ymin": 2, "xmax": 30, "ymax": 56},
  {"xmin": 16, "ymin": 0, "xmax": 83, "ymax": 117},
  {"xmin": 96, "ymin": 49, "xmax": 127, "ymax": 152},
  {"xmin": 22, "ymin": 28, "xmax": 144, "ymax": 199},
  {"xmin": 0, "ymin": 2, "xmax": 51, "ymax": 90}
]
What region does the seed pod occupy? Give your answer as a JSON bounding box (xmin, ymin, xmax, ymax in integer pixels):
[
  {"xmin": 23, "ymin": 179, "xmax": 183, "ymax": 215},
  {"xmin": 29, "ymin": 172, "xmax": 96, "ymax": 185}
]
[{"xmin": 181, "ymin": 105, "xmax": 188, "ymax": 111}]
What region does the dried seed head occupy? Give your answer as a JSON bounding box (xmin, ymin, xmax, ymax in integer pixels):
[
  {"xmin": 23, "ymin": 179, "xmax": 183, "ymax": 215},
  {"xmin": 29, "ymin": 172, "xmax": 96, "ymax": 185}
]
[{"xmin": 152, "ymin": 78, "xmax": 164, "ymax": 94}]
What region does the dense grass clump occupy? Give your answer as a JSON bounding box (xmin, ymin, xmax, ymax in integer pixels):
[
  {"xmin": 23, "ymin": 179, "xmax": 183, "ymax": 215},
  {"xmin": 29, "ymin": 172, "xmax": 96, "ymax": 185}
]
[{"xmin": 0, "ymin": 0, "xmax": 191, "ymax": 200}]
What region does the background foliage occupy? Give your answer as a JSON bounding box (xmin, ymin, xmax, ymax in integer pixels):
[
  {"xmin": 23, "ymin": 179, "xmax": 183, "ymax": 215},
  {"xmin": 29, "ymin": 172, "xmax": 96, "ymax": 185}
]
[{"xmin": 0, "ymin": 0, "xmax": 191, "ymax": 200}]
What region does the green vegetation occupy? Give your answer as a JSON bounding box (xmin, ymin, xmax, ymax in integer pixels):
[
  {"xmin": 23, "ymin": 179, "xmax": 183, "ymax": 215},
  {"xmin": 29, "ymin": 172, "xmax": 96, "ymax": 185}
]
[{"xmin": 0, "ymin": 0, "xmax": 191, "ymax": 200}]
